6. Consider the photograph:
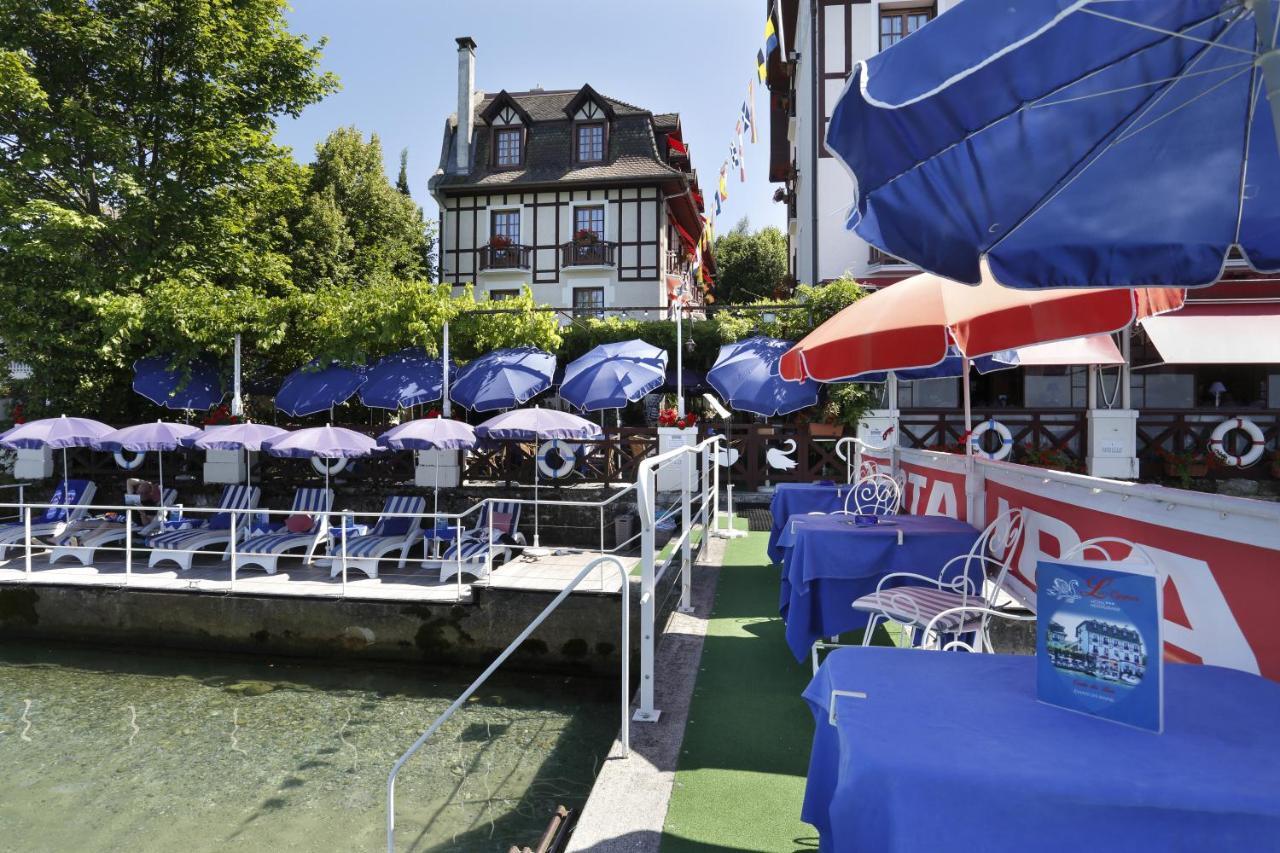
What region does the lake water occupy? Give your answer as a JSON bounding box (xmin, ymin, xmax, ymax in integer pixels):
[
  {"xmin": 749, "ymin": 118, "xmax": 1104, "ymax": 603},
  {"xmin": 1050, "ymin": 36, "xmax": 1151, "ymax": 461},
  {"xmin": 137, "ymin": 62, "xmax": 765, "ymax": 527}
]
[{"xmin": 0, "ymin": 641, "xmax": 617, "ymax": 852}]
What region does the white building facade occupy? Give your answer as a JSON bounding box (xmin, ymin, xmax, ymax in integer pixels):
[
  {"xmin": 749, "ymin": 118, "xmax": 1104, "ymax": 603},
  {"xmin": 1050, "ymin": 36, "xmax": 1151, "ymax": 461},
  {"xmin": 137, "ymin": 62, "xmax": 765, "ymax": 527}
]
[{"xmin": 430, "ymin": 38, "xmax": 711, "ymax": 318}]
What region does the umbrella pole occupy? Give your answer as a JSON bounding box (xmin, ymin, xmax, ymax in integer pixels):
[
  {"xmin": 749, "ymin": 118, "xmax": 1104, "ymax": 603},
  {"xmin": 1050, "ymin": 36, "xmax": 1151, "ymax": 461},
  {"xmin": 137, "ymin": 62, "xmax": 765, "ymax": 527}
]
[
  {"xmin": 433, "ymin": 456, "xmax": 440, "ymax": 558},
  {"xmin": 534, "ymin": 431, "xmax": 541, "ymax": 549},
  {"xmin": 63, "ymin": 449, "xmax": 69, "ymax": 509},
  {"xmin": 962, "ymin": 357, "xmax": 973, "ymax": 456},
  {"xmin": 158, "ymin": 451, "xmax": 164, "ymax": 499}
]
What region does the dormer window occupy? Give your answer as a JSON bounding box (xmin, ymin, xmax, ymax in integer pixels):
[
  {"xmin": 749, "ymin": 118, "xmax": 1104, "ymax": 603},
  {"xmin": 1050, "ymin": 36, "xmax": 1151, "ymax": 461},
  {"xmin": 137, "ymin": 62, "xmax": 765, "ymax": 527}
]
[
  {"xmin": 481, "ymin": 96, "xmax": 531, "ymax": 169},
  {"xmin": 567, "ymin": 88, "xmax": 614, "ymax": 164},
  {"xmin": 577, "ymin": 123, "xmax": 604, "ymax": 162}
]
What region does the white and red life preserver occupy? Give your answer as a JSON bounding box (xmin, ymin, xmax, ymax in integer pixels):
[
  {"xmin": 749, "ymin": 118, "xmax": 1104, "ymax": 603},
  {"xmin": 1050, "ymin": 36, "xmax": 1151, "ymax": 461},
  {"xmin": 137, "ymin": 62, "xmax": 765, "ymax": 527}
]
[
  {"xmin": 969, "ymin": 419, "xmax": 1013, "ymax": 461},
  {"xmin": 114, "ymin": 449, "xmax": 146, "ymax": 470},
  {"xmin": 1208, "ymin": 417, "xmax": 1266, "ymax": 467}
]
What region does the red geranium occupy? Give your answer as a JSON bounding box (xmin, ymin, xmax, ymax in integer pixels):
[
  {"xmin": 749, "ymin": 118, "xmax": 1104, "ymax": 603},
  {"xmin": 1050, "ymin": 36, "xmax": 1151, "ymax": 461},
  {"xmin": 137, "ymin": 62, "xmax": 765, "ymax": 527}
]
[{"xmin": 658, "ymin": 407, "xmax": 698, "ymax": 429}]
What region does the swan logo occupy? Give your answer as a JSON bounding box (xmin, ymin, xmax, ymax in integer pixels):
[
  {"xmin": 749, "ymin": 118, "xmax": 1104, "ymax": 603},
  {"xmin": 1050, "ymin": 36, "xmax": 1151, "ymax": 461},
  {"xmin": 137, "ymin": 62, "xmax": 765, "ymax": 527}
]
[{"xmin": 1046, "ymin": 577, "xmax": 1081, "ymax": 604}]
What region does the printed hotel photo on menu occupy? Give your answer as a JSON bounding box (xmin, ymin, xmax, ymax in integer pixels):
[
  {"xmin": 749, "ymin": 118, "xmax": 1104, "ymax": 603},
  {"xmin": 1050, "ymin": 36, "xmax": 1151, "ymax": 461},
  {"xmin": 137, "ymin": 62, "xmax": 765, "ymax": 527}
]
[{"xmin": 3, "ymin": 0, "xmax": 1280, "ymax": 851}]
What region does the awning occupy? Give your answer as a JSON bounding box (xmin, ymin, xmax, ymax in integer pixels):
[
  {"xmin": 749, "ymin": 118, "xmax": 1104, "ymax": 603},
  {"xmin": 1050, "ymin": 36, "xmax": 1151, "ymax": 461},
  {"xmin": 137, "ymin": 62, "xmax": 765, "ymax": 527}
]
[
  {"xmin": 1140, "ymin": 302, "xmax": 1280, "ymax": 364},
  {"xmin": 1015, "ymin": 335, "xmax": 1125, "ymax": 366}
]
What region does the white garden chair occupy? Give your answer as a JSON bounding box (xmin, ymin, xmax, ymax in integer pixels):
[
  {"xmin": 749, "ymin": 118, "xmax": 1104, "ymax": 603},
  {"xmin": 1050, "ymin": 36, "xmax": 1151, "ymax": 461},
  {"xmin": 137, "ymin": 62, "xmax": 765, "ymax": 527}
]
[
  {"xmin": 839, "ymin": 472, "xmax": 902, "ymax": 516},
  {"xmin": 849, "ymin": 509, "xmax": 1026, "ymax": 656}
]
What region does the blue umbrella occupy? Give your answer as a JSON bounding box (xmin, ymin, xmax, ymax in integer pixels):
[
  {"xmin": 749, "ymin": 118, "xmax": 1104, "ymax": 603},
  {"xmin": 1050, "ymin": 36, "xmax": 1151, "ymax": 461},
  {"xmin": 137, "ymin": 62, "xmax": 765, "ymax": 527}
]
[
  {"xmin": 560, "ymin": 340, "xmax": 668, "ymax": 412},
  {"xmin": 275, "ymin": 361, "xmax": 366, "ymax": 418},
  {"xmin": 827, "ymin": 0, "xmax": 1280, "ymax": 289},
  {"xmin": 708, "ymin": 337, "xmax": 820, "ymax": 417},
  {"xmin": 379, "ymin": 418, "xmax": 478, "ymax": 519},
  {"xmin": 133, "ymin": 356, "xmax": 225, "ymax": 411},
  {"xmin": 476, "ymin": 407, "xmax": 602, "ymax": 549},
  {"xmin": 94, "ymin": 420, "xmax": 201, "ymax": 497},
  {"xmin": 360, "ymin": 349, "xmax": 448, "ymax": 411},
  {"xmin": 0, "ymin": 415, "xmax": 114, "ymax": 498},
  {"xmin": 449, "ymin": 347, "xmax": 555, "ymax": 412},
  {"xmin": 262, "ymin": 425, "xmax": 380, "ymax": 493}
]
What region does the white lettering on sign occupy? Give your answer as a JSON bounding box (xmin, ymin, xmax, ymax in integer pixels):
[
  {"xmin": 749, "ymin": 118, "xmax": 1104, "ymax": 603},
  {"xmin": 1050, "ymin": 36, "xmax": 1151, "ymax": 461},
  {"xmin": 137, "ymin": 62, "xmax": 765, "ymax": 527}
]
[{"xmin": 997, "ymin": 497, "xmax": 1259, "ymax": 675}]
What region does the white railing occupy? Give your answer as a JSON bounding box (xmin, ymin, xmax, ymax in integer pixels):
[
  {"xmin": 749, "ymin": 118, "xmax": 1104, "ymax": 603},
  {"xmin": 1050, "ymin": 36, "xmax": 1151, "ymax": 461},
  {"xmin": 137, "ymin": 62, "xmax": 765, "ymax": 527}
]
[{"xmin": 384, "ymin": 555, "xmax": 630, "ymax": 853}]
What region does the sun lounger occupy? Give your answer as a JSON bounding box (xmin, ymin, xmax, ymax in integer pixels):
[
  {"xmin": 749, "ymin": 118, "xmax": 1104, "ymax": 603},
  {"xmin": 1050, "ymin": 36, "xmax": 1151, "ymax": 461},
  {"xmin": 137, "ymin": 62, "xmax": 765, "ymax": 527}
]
[
  {"xmin": 432, "ymin": 500, "xmax": 524, "ymax": 583},
  {"xmin": 146, "ymin": 484, "xmax": 260, "ymax": 571},
  {"xmin": 328, "ymin": 495, "xmax": 426, "ymax": 580},
  {"xmin": 234, "ymin": 487, "xmax": 333, "ymax": 575},
  {"xmin": 48, "ymin": 488, "xmax": 177, "ymax": 566},
  {"xmin": 0, "ymin": 479, "xmax": 97, "ymax": 562}
]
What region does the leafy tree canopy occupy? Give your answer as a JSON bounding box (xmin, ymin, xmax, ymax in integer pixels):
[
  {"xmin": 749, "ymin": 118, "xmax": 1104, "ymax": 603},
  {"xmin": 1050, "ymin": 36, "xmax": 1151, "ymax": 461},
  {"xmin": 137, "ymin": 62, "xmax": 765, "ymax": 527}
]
[{"xmin": 711, "ymin": 217, "xmax": 789, "ymax": 303}]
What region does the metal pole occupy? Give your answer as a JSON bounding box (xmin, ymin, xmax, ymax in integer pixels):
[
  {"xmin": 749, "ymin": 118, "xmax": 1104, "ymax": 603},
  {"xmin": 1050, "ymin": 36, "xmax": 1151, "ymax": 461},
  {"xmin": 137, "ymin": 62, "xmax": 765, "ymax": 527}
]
[
  {"xmin": 23, "ymin": 505, "xmax": 31, "ymax": 578},
  {"xmin": 232, "ymin": 333, "xmax": 243, "ymax": 417},
  {"xmin": 341, "ymin": 512, "xmax": 348, "ymax": 597},
  {"xmin": 634, "ymin": 465, "xmax": 660, "ymax": 722},
  {"xmin": 962, "ymin": 358, "xmax": 974, "ymax": 457},
  {"xmin": 676, "ymin": 307, "xmax": 685, "ymax": 418},
  {"xmin": 442, "ymin": 322, "xmax": 452, "ymax": 419},
  {"xmin": 229, "ymin": 507, "xmax": 238, "ymax": 593},
  {"xmin": 1121, "ymin": 328, "xmax": 1133, "ymax": 410},
  {"xmin": 679, "ymin": 447, "xmax": 693, "ymax": 613},
  {"xmin": 125, "ymin": 508, "xmax": 132, "ymax": 584},
  {"xmin": 1253, "ymin": 0, "xmax": 1280, "ymax": 154}
]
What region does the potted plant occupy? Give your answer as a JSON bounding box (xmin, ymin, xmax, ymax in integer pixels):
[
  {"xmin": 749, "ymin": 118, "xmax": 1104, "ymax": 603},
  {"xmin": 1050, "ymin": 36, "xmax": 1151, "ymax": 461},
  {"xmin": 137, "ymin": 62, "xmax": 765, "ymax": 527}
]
[
  {"xmin": 808, "ymin": 400, "xmax": 845, "ymax": 438},
  {"xmin": 488, "ymin": 234, "xmax": 512, "ymax": 249},
  {"xmin": 1019, "ymin": 446, "xmax": 1082, "ymax": 473},
  {"xmin": 573, "ymin": 228, "xmax": 600, "ymax": 246},
  {"xmin": 1159, "ymin": 447, "xmax": 1213, "ymax": 488}
]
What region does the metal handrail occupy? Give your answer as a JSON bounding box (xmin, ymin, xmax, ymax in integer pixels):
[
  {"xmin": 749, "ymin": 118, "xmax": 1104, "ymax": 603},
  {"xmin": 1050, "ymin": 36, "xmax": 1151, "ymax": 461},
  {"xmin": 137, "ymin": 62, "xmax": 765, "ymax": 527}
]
[{"xmin": 385, "ymin": 555, "xmax": 630, "ymax": 852}]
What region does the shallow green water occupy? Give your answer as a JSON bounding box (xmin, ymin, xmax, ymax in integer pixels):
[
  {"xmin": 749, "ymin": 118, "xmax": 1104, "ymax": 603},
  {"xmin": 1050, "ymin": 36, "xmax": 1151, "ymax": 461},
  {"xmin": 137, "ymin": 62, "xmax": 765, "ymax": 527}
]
[{"xmin": 0, "ymin": 642, "xmax": 616, "ymax": 852}]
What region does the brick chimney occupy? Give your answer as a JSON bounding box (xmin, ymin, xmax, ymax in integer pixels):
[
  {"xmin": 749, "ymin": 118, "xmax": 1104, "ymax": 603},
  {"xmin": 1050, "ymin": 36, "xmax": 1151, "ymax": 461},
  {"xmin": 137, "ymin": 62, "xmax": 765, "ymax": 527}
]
[{"xmin": 455, "ymin": 37, "xmax": 477, "ymax": 172}]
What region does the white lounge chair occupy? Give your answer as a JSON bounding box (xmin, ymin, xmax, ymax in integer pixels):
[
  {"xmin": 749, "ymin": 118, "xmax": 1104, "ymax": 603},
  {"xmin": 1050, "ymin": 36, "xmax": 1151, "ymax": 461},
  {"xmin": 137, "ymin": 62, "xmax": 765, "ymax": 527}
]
[
  {"xmin": 328, "ymin": 495, "xmax": 426, "ymax": 580},
  {"xmin": 0, "ymin": 479, "xmax": 97, "ymax": 562},
  {"xmin": 432, "ymin": 500, "xmax": 524, "ymax": 584},
  {"xmin": 48, "ymin": 488, "xmax": 177, "ymax": 566},
  {"xmin": 146, "ymin": 484, "xmax": 260, "ymax": 572},
  {"xmin": 235, "ymin": 487, "xmax": 333, "ymax": 575}
]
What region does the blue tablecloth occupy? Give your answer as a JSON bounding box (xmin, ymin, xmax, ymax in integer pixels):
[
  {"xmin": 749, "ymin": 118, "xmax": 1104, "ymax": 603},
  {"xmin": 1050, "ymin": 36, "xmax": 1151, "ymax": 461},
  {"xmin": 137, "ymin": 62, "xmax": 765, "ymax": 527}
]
[
  {"xmin": 779, "ymin": 514, "xmax": 980, "ymax": 661},
  {"xmin": 767, "ymin": 482, "xmax": 844, "ymax": 564},
  {"xmin": 803, "ymin": 648, "xmax": 1280, "ymax": 853}
]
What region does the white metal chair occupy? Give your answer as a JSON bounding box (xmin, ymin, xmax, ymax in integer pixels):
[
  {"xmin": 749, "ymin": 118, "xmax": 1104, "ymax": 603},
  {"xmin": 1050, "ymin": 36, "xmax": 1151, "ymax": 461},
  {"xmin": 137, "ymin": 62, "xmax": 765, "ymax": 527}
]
[
  {"xmin": 840, "ymin": 472, "xmax": 902, "ymax": 516},
  {"xmin": 849, "ymin": 509, "xmax": 1026, "ymax": 656}
]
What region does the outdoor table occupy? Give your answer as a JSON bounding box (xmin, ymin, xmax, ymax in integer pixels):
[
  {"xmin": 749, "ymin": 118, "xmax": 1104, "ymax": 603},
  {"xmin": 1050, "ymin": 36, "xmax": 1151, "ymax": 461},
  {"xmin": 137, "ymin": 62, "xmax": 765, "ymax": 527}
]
[
  {"xmin": 766, "ymin": 481, "xmax": 842, "ymax": 564},
  {"xmin": 803, "ymin": 647, "xmax": 1280, "ymax": 853},
  {"xmin": 779, "ymin": 514, "xmax": 980, "ymax": 661}
]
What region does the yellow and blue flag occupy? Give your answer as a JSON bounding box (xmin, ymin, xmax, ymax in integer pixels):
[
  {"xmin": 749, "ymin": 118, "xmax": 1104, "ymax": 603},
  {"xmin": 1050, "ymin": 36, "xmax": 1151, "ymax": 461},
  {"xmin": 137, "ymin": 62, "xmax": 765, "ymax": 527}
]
[{"xmin": 764, "ymin": 13, "xmax": 779, "ymax": 57}]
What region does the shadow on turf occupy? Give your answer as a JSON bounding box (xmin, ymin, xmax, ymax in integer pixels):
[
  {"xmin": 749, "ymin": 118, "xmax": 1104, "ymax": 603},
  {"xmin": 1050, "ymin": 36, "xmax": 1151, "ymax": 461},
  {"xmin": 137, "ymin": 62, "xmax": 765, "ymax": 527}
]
[{"xmin": 574, "ymin": 830, "xmax": 820, "ymax": 853}]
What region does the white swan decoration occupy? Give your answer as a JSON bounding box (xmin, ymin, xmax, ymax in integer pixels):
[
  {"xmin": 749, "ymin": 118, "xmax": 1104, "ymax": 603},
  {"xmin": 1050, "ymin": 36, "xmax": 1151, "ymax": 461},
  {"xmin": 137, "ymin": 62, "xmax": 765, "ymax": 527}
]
[
  {"xmin": 716, "ymin": 446, "xmax": 740, "ymax": 467},
  {"xmin": 766, "ymin": 439, "xmax": 798, "ymax": 471}
]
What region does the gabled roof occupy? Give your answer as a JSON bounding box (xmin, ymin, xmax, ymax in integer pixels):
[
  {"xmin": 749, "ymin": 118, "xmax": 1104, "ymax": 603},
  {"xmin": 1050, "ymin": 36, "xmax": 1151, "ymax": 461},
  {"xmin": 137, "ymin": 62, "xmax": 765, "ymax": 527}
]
[
  {"xmin": 431, "ymin": 87, "xmax": 691, "ymax": 192},
  {"xmin": 479, "ymin": 90, "xmax": 533, "ymax": 125}
]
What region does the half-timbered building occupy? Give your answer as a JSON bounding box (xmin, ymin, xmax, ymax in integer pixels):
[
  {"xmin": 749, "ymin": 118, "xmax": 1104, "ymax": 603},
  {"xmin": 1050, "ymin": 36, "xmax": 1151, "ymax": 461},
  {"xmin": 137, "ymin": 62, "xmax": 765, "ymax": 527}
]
[{"xmin": 430, "ymin": 37, "xmax": 712, "ymax": 317}]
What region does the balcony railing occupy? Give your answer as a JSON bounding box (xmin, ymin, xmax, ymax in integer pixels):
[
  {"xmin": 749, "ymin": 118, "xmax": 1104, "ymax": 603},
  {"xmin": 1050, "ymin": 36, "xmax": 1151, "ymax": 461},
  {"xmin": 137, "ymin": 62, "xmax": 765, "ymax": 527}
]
[
  {"xmin": 560, "ymin": 240, "xmax": 616, "ymax": 268},
  {"xmin": 666, "ymin": 249, "xmax": 691, "ymax": 275},
  {"xmin": 477, "ymin": 244, "xmax": 533, "ymax": 271}
]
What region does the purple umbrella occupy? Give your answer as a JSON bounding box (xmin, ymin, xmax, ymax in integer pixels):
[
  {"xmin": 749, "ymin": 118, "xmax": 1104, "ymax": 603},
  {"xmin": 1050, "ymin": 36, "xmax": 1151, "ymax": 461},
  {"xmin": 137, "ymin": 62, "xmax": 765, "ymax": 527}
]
[
  {"xmin": 262, "ymin": 425, "xmax": 380, "ymax": 493},
  {"xmin": 187, "ymin": 422, "xmax": 290, "ymax": 491},
  {"xmin": 94, "ymin": 420, "xmax": 201, "ymax": 497},
  {"xmin": 476, "ymin": 408, "xmax": 603, "ymax": 550},
  {"xmin": 378, "ymin": 417, "xmax": 477, "ymax": 519},
  {"xmin": 0, "ymin": 415, "xmax": 115, "ymax": 495}
]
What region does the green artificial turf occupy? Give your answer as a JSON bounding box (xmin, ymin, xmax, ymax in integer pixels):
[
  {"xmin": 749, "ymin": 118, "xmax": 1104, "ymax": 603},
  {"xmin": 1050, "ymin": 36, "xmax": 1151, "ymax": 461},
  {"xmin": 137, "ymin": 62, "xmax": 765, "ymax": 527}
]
[{"xmin": 661, "ymin": 518, "xmax": 894, "ymax": 853}]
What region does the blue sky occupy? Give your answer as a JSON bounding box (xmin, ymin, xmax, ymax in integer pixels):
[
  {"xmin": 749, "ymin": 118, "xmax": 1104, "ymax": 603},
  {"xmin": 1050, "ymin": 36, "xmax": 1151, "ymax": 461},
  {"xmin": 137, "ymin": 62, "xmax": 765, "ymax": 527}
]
[{"xmin": 277, "ymin": 1, "xmax": 784, "ymax": 235}]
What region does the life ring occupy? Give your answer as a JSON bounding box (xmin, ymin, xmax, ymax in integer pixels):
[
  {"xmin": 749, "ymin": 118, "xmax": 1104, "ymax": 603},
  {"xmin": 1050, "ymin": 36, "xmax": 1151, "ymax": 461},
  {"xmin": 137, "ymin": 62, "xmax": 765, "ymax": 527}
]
[
  {"xmin": 311, "ymin": 456, "xmax": 349, "ymax": 476},
  {"xmin": 1208, "ymin": 417, "xmax": 1266, "ymax": 467},
  {"xmin": 536, "ymin": 440, "xmax": 579, "ymax": 479},
  {"xmin": 969, "ymin": 419, "xmax": 1013, "ymax": 461},
  {"xmin": 114, "ymin": 449, "xmax": 146, "ymax": 470}
]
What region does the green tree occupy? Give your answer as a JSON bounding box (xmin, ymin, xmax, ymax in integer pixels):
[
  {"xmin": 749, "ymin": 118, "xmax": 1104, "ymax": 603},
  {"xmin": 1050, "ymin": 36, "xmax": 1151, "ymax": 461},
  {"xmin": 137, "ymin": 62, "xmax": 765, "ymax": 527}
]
[
  {"xmin": 395, "ymin": 147, "xmax": 411, "ymax": 196},
  {"xmin": 0, "ymin": 0, "xmax": 336, "ymax": 415},
  {"xmin": 711, "ymin": 218, "xmax": 788, "ymax": 303}
]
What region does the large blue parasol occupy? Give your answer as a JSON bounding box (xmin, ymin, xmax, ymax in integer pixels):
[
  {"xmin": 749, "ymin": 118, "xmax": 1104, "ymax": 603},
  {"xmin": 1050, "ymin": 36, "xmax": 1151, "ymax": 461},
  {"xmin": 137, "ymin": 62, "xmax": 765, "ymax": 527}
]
[
  {"xmin": 708, "ymin": 337, "xmax": 820, "ymax": 417},
  {"xmin": 449, "ymin": 347, "xmax": 555, "ymax": 412},
  {"xmin": 827, "ymin": 0, "xmax": 1280, "ymax": 289},
  {"xmin": 560, "ymin": 340, "xmax": 668, "ymax": 412}
]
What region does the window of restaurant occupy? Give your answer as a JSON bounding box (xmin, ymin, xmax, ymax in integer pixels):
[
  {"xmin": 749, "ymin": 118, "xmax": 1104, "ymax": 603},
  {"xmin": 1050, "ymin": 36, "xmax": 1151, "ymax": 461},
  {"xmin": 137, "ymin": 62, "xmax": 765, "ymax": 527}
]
[
  {"xmin": 573, "ymin": 287, "xmax": 605, "ymax": 319},
  {"xmin": 576, "ymin": 123, "xmax": 605, "ymax": 162},
  {"xmin": 880, "ymin": 6, "xmax": 934, "ymax": 51},
  {"xmin": 489, "ymin": 289, "xmax": 520, "ymax": 301},
  {"xmin": 494, "ymin": 128, "xmax": 523, "ymax": 167}
]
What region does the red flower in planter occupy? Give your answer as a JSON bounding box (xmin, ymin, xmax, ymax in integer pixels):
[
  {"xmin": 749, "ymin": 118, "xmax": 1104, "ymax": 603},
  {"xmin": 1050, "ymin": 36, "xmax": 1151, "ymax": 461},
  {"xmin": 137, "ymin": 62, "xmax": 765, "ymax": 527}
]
[{"xmin": 425, "ymin": 408, "xmax": 442, "ymax": 419}]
